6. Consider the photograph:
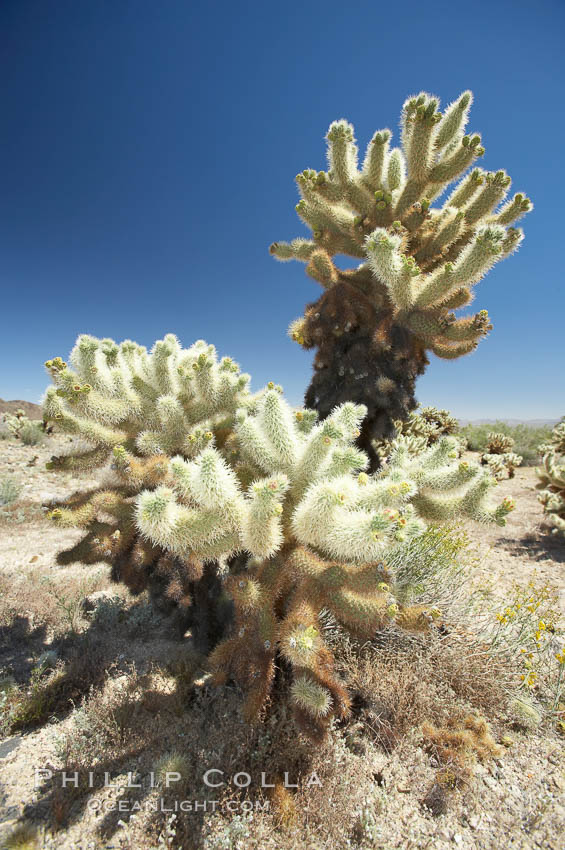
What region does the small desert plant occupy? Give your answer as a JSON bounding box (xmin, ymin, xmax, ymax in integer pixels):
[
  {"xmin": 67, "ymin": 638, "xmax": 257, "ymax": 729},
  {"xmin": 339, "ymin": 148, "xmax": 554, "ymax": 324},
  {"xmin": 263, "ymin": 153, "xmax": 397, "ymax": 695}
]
[
  {"xmin": 1, "ymin": 823, "xmax": 39, "ymax": 850},
  {"xmin": 19, "ymin": 420, "xmax": 44, "ymax": 446},
  {"xmin": 0, "ymin": 476, "xmax": 22, "ymax": 506},
  {"xmin": 421, "ymin": 713, "xmax": 501, "ymax": 813}
]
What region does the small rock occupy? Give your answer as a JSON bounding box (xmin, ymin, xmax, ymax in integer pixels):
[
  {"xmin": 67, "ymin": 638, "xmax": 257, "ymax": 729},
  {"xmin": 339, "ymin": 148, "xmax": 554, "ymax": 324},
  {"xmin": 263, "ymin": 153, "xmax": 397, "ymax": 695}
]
[{"xmin": 483, "ymin": 774, "xmax": 498, "ymax": 791}]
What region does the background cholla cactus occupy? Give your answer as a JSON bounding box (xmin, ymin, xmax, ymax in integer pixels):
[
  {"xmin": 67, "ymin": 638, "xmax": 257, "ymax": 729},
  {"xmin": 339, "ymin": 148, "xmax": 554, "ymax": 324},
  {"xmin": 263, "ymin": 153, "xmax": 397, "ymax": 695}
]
[
  {"xmin": 136, "ymin": 387, "xmax": 515, "ymax": 740},
  {"xmin": 2, "ymin": 409, "xmax": 46, "ymax": 445},
  {"xmin": 43, "ymin": 334, "xmax": 253, "ymax": 641},
  {"xmin": 482, "ymin": 452, "xmax": 523, "ymax": 481},
  {"xmin": 270, "ymin": 91, "xmax": 531, "ymax": 469},
  {"xmin": 2, "ymin": 408, "xmax": 28, "ymax": 438},
  {"xmin": 536, "ymin": 419, "xmax": 565, "ymax": 536},
  {"xmin": 411, "ymin": 406, "xmax": 459, "ymax": 443},
  {"xmin": 539, "ymin": 419, "xmax": 565, "ymax": 455},
  {"xmin": 481, "ymin": 431, "xmax": 522, "ymax": 479},
  {"xmin": 374, "ymin": 405, "xmax": 464, "ymax": 462},
  {"xmin": 483, "ymin": 432, "xmax": 515, "ymax": 455}
]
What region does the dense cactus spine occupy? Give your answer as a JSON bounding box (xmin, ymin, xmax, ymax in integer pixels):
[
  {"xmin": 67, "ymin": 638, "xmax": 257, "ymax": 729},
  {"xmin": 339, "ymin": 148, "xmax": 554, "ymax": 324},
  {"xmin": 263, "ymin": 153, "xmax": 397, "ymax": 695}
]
[
  {"xmin": 134, "ymin": 385, "xmax": 515, "ymax": 740},
  {"xmin": 271, "ymin": 91, "xmax": 531, "ymax": 469},
  {"xmin": 42, "ymin": 334, "xmax": 253, "ymax": 641}
]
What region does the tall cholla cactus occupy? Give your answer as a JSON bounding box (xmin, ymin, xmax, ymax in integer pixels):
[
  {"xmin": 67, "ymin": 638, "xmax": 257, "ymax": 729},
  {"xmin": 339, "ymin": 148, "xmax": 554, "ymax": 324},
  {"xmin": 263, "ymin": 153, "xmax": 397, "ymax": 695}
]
[
  {"xmin": 42, "ymin": 334, "xmax": 253, "ymax": 615},
  {"xmin": 270, "ymin": 91, "xmax": 531, "ymax": 468},
  {"xmin": 536, "ymin": 419, "xmax": 565, "ymax": 536},
  {"xmin": 136, "ymin": 387, "xmax": 515, "ymax": 740}
]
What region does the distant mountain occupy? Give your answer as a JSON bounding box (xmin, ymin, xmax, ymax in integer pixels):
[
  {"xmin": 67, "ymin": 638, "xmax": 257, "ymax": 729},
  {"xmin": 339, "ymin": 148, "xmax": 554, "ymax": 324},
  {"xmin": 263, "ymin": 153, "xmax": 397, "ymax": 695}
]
[
  {"xmin": 458, "ymin": 418, "xmax": 560, "ymax": 427},
  {"xmin": 0, "ymin": 398, "xmax": 43, "ymax": 419}
]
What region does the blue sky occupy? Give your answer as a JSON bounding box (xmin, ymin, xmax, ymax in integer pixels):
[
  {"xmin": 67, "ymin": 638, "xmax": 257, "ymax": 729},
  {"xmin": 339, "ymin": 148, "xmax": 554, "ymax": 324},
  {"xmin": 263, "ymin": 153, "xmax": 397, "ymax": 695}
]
[{"xmin": 1, "ymin": 0, "xmax": 563, "ymax": 419}]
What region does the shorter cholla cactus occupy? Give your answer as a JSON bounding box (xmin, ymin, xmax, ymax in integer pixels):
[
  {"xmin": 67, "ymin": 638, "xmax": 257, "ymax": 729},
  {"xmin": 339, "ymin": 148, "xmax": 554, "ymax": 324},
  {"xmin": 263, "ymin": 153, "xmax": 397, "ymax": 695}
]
[
  {"xmin": 484, "ymin": 432, "xmax": 515, "ymax": 454},
  {"xmin": 536, "ymin": 419, "xmax": 565, "ymax": 536},
  {"xmin": 480, "ymin": 432, "xmax": 521, "ymax": 479},
  {"xmin": 43, "ymin": 334, "xmax": 254, "ymax": 612},
  {"xmin": 481, "ymin": 452, "xmax": 522, "ymax": 480},
  {"xmin": 136, "ymin": 387, "xmax": 514, "ymax": 740}
]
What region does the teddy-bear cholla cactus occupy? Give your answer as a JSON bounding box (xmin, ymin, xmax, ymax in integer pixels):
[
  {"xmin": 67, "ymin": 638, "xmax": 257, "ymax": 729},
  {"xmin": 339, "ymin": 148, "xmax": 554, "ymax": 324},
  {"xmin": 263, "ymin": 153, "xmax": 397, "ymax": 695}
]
[
  {"xmin": 374, "ymin": 405, "xmax": 463, "ymax": 462},
  {"xmin": 480, "ymin": 431, "xmax": 522, "ymax": 479},
  {"xmin": 43, "ymin": 334, "xmax": 253, "ymax": 610},
  {"xmin": 136, "ymin": 387, "xmax": 514, "ymax": 740},
  {"xmin": 270, "ymin": 91, "xmax": 531, "ymax": 468},
  {"xmin": 2, "ymin": 408, "xmax": 33, "ymax": 439},
  {"xmin": 536, "ymin": 420, "xmax": 565, "ymax": 536}
]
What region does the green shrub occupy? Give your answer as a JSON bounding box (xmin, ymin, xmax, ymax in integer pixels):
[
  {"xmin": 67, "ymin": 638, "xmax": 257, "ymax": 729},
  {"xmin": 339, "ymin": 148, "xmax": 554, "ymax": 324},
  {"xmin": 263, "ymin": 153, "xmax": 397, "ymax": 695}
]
[
  {"xmin": 0, "ymin": 476, "xmax": 22, "ymax": 506},
  {"xmin": 19, "ymin": 421, "xmax": 44, "ymax": 446}
]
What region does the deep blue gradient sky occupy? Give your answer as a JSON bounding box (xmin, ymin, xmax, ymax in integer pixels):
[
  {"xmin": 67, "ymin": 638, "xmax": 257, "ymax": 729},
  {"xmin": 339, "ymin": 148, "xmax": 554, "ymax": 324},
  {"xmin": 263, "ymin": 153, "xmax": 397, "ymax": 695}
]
[{"xmin": 1, "ymin": 0, "xmax": 563, "ymax": 418}]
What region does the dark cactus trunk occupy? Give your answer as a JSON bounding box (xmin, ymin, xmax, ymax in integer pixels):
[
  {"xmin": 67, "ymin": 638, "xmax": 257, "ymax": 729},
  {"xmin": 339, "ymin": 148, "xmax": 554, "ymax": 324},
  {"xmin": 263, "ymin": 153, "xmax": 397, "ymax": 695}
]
[{"xmin": 302, "ymin": 285, "xmax": 428, "ymax": 471}]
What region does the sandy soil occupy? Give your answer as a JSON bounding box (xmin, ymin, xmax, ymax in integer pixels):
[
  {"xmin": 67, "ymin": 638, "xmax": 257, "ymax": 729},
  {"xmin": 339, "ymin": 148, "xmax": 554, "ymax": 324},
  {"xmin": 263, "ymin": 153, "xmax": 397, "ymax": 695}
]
[{"xmin": 0, "ymin": 437, "xmax": 564, "ymax": 849}]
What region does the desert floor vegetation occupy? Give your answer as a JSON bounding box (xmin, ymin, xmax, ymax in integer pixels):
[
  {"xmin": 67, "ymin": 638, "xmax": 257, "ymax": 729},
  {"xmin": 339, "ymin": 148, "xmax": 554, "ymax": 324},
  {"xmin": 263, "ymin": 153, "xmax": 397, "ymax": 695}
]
[{"xmin": 0, "ymin": 430, "xmax": 563, "ymax": 850}]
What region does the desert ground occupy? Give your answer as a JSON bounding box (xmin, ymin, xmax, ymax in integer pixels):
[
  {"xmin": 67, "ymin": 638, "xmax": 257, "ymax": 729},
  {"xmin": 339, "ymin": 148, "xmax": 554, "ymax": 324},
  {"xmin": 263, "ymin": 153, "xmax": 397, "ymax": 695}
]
[{"xmin": 0, "ymin": 433, "xmax": 564, "ymax": 850}]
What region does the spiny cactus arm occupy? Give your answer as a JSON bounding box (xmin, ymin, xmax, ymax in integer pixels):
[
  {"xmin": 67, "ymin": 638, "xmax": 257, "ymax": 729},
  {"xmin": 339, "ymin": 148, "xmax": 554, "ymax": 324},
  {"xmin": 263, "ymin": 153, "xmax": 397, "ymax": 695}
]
[
  {"xmin": 437, "ymin": 311, "xmax": 492, "ymax": 342},
  {"xmin": 414, "ymin": 208, "xmax": 466, "ymax": 263},
  {"xmin": 402, "ymin": 93, "xmax": 441, "ymax": 183},
  {"xmin": 365, "ymin": 229, "xmax": 417, "ymax": 310},
  {"xmin": 291, "ymin": 476, "xmax": 413, "ymax": 562},
  {"xmin": 46, "ymin": 444, "xmax": 110, "ymax": 472},
  {"xmin": 490, "ymin": 192, "xmax": 533, "ymax": 226},
  {"xmin": 536, "ymin": 452, "xmax": 565, "ymax": 490},
  {"xmin": 43, "ymin": 388, "xmax": 127, "ymax": 447},
  {"xmin": 412, "ymin": 471, "xmax": 515, "ymax": 526},
  {"xmin": 67, "ymin": 335, "xmax": 120, "ymax": 395},
  {"xmin": 433, "ymin": 90, "xmax": 473, "ymax": 152},
  {"xmin": 135, "ymin": 486, "xmax": 241, "ymax": 558},
  {"xmin": 429, "ymin": 339, "xmax": 479, "ymax": 359},
  {"xmin": 109, "ymin": 447, "xmax": 169, "ymax": 489},
  {"xmin": 269, "ymin": 237, "xmax": 318, "ymax": 263},
  {"xmin": 48, "ymin": 489, "xmax": 131, "ymax": 528},
  {"xmin": 445, "ymin": 167, "xmax": 485, "ymax": 208},
  {"xmin": 257, "ymin": 388, "xmax": 299, "ymax": 469},
  {"xmin": 361, "ymin": 129, "xmax": 391, "ymax": 191},
  {"xmin": 240, "ymin": 475, "xmax": 288, "ymax": 558},
  {"xmin": 462, "ymin": 170, "xmax": 512, "ymax": 225},
  {"xmin": 417, "ymin": 460, "xmax": 478, "ymax": 491},
  {"xmin": 324, "ymin": 445, "xmax": 368, "ymax": 478}
]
